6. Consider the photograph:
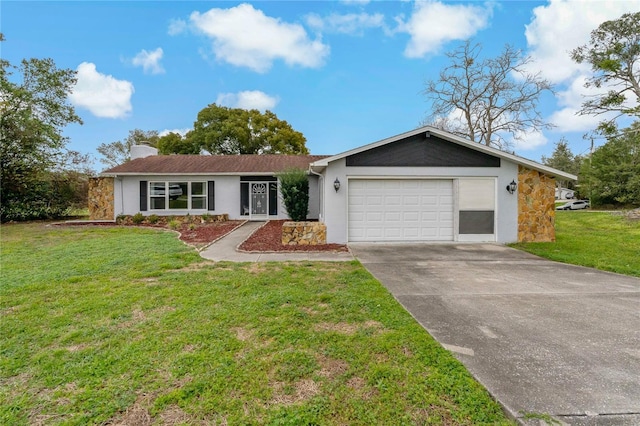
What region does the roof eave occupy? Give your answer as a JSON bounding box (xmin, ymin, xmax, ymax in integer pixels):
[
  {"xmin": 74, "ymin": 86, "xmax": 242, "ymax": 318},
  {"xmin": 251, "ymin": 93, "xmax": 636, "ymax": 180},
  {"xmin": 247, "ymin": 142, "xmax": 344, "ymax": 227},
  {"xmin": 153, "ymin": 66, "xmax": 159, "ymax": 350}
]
[{"xmin": 99, "ymin": 171, "xmax": 282, "ymax": 177}]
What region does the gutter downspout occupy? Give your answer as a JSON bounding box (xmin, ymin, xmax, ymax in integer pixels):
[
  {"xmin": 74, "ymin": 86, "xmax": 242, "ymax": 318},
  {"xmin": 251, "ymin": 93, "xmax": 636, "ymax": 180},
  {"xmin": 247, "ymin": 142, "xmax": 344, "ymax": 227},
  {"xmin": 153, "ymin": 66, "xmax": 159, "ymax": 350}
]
[
  {"xmin": 308, "ymin": 166, "xmax": 324, "ymax": 222},
  {"xmin": 118, "ymin": 176, "xmax": 124, "ymax": 218}
]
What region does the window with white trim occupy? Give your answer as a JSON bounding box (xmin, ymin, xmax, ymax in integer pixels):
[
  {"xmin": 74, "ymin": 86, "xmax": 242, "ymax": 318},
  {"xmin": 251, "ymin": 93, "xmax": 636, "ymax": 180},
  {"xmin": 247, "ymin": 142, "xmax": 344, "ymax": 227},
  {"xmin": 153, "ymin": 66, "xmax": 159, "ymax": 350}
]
[{"xmin": 149, "ymin": 181, "xmax": 207, "ymax": 210}]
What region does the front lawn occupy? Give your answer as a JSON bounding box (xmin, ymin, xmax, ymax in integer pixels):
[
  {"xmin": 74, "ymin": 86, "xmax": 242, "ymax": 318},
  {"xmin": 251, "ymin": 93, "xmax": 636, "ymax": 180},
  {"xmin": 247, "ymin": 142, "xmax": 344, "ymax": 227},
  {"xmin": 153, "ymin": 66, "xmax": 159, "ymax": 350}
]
[
  {"xmin": 511, "ymin": 211, "xmax": 640, "ymax": 277},
  {"xmin": 1, "ymin": 223, "xmax": 510, "ymax": 425}
]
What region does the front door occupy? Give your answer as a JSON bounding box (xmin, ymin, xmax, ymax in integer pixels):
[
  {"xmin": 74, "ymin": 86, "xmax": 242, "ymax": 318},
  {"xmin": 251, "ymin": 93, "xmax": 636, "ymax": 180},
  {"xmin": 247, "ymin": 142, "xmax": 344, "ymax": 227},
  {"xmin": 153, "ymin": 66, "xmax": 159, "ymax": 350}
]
[{"xmin": 250, "ymin": 182, "xmax": 268, "ymax": 220}]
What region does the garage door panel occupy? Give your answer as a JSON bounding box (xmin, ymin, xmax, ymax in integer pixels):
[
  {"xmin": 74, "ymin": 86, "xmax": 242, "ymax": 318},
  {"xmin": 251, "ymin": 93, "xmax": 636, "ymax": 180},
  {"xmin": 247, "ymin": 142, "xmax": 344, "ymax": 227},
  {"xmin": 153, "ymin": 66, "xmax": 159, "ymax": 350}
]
[
  {"xmin": 348, "ymin": 179, "xmax": 453, "ymax": 242},
  {"xmin": 385, "ymin": 211, "xmax": 402, "ymax": 222},
  {"xmin": 385, "ymin": 195, "xmax": 402, "ymax": 206},
  {"xmin": 349, "ymin": 211, "xmax": 365, "ymax": 219}
]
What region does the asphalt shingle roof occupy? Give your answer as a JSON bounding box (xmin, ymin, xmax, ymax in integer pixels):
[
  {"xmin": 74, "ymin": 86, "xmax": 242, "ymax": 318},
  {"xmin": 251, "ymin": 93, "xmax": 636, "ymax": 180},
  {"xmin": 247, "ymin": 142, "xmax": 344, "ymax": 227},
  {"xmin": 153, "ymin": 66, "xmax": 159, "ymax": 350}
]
[{"xmin": 103, "ymin": 154, "xmax": 329, "ymax": 175}]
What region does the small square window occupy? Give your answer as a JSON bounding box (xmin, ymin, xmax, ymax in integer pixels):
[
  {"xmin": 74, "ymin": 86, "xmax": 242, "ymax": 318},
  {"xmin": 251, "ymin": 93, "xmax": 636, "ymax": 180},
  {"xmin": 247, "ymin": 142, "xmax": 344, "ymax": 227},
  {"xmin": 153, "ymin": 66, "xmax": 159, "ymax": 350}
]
[
  {"xmin": 150, "ymin": 197, "xmax": 165, "ymax": 210},
  {"xmin": 150, "ymin": 182, "xmax": 165, "ymax": 196},
  {"xmin": 191, "ymin": 182, "xmax": 205, "ymax": 196},
  {"xmin": 191, "ymin": 197, "xmax": 206, "ymax": 209}
]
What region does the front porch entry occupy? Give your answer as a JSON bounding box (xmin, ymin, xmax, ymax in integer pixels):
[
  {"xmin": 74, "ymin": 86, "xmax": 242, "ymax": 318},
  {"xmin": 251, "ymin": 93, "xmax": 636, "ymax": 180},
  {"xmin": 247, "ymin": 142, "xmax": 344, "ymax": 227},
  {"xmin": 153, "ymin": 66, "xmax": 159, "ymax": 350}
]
[
  {"xmin": 249, "ymin": 182, "xmax": 268, "ymax": 220},
  {"xmin": 241, "ymin": 176, "xmax": 278, "ymax": 221}
]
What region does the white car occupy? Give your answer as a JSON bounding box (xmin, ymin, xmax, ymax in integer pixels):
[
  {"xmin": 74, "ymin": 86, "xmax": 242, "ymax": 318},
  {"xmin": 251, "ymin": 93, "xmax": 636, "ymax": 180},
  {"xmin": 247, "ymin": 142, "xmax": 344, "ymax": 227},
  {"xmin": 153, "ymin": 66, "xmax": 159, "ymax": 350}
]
[
  {"xmin": 168, "ymin": 184, "xmax": 183, "ymax": 199},
  {"xmin": 556, "ymin": 200, "xmax": 590, "ymax": 210}
]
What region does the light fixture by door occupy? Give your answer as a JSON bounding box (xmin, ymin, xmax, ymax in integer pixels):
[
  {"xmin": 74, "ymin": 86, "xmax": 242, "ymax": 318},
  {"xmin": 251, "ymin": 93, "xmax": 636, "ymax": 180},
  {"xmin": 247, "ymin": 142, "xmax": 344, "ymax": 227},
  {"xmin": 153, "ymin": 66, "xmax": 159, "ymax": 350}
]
[
  {"xmin": 506, "ymin": 180, "xmax": 517, "ymax": 194},
  {"xmin": 334, "ymin": 178, "xmax": 341, "ymax": 192}
]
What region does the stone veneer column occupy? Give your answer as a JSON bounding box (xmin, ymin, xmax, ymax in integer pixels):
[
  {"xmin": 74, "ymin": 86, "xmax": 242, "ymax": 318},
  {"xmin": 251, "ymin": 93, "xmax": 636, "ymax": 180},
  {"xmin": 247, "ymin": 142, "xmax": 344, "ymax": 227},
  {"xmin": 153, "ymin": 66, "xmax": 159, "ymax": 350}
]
[
  {"xmin": 517, "ymin": 166, "xmax": 556, "ymax": 242},
  {"xmin": 88, "ymin": 177, "xmax": 115, "ymax": 220},
  {"xmin": 282, "ymin": 222, "xmax": 327, "ymax": 245}
]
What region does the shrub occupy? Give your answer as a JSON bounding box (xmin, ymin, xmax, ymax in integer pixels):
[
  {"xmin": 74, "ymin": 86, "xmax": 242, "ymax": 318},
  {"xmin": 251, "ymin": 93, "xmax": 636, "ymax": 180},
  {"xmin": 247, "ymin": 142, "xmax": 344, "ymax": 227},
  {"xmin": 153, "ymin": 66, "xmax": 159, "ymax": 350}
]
[
  {"xmin": 188, "ymin": 223, "xmax": 196, "ymax": 231},
  {"xmin": 201, "ymin": 213, "xmax": 211, "ymax": 223},
  {"xmin": 116, "ymin": 214, "xmax": 127, "ymax": 224},
  {"xmin": 277, "ymin": 168, "xmax": 309, "ymax": 222},
  {"xmin": 0, "ymin": 169, "xmax": 90, "ymax": 223},
  {"xmin": 147, "ymin": 214, "xmax": 159, "ymax": 224},
  {"xmin": 168, "ymin": 220, "xmax": 180, "ymax": 230},
  {"xmin": 132, "ymin": 212, "xmax": 145, "ymax": 224}
]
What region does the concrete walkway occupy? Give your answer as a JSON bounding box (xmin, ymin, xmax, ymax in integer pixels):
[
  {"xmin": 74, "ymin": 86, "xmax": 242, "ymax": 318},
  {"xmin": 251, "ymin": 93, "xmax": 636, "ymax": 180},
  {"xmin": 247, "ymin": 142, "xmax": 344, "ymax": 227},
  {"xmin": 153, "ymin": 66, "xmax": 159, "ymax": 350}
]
[{"xmin": 199, "ymin": 221, "xmax": 354, "ymax": 262}]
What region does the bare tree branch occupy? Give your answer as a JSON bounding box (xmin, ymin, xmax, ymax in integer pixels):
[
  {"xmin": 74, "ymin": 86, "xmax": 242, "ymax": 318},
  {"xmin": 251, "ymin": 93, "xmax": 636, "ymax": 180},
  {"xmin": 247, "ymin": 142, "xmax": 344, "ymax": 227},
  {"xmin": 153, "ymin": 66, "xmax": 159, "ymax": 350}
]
[{"xmin": 422, "ymin": 40, "xmax": 553, "ymax": 150}]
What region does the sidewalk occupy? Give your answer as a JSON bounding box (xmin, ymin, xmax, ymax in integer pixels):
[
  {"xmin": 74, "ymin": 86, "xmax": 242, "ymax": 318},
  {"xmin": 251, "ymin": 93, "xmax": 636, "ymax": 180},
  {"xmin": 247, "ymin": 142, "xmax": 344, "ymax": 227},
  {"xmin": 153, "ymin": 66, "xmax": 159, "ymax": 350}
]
[{"xmin": 199, "ymin": 221, "xmax": 354, "ymax": 262}]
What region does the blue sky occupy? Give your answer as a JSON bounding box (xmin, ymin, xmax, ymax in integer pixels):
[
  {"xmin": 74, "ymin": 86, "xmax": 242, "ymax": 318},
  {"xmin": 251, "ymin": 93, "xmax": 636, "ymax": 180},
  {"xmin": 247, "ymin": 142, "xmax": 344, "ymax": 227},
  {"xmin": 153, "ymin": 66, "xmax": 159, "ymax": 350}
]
[{"xmin": 4, "ymin": 0, "xmax": 639, "ymax": 170}]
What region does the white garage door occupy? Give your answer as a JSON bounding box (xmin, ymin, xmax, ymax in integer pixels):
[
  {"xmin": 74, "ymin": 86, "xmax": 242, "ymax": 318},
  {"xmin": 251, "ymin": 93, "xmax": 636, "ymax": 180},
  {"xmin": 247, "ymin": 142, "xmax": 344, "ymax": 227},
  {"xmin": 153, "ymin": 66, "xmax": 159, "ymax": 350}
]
[{"xmin": 348, "ymin": 179, "xmax": 454, "ymax": 242}]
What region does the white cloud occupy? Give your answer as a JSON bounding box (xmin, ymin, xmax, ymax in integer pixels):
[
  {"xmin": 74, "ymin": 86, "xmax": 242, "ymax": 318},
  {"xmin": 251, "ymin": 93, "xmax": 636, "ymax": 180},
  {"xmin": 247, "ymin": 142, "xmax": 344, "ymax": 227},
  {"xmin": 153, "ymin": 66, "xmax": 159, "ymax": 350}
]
[
  {"xmin": 524, "ymin": 0, "xmax": 640, "ymax": 133},
  {"xmin": 69, "ymin": 62, "xmax": 134, "ymax": 119},
  {"xmin": 511, "ymin": 129, "xmax": 548, "ymax": 151},
  {"xmin": 548, "ymin": 75, "xmax": 615, "ymax": 132},
  {"xmin": 216, "ymin": 90, "xmax": 279, "ymax": 111},
  {"xmin": 168, "ymin": 18, "xmax": 187, "ymax": 35},
  {"xmin": 132, "ymin": 48, "xmax": 165, "ymax": 75},
  {"xmin": 525, "ymin": 0, "xmax": 638, "ymax": 84},
  {"xmin": 159, "ymin": 128, "xmax": 191, "ymax": 137},
  {"xmin": 305, "ymin": 12, "xmax": 385, "ymax": 35},
  {"xmin": 190, "ymin": 3, "xmax": 330, "ymax": 73},
  {"xmin": 397, "ymin": 1, "xmax": 493, "ymax": 58}
]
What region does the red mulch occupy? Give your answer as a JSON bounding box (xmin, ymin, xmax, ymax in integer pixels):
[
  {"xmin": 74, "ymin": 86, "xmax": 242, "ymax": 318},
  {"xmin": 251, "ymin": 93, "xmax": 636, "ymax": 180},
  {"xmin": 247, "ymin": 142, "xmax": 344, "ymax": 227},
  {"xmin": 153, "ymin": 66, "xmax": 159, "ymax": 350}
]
[
  {"xmin": 238, "ymin": 220, "xmax": 348, "ymax": 252},
  {"xmin": 175, "ymin": 221, "xmax": 244, "ymax": 246},
  {"xmin": 54, "ymin": 220, "xmax": 244, "ymax": 249}
]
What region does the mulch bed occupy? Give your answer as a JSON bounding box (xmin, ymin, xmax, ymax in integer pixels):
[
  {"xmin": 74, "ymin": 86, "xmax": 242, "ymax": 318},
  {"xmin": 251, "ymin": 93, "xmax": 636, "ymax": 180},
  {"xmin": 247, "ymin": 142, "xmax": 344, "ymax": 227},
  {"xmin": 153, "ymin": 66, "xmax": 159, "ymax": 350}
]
[
  {"xmin": 54, "ymin": 220, "xmax": 244, "ymax": 249},
  {"xmin": 174, "ymin": 221, "xmax": 244, "ymax": 247},
  {"xmin": 239, "ymin": 220, "xmax": 348, "ymax": 252},
  {"xmin": 54, "ymin": 218, "xmax": 348, "ymax": 252}
]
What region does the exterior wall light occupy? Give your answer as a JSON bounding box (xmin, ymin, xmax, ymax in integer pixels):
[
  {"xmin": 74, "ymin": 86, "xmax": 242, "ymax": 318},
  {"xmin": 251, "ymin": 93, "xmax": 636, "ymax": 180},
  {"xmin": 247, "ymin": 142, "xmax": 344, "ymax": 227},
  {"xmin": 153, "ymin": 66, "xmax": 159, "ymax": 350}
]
[
  {"xmin": 334, "ymin": 178, "xmax": 341, "ymax": 192},
  {"xmin": 506, "ymin": 180, "xmax": 517, "ymax": 194}
]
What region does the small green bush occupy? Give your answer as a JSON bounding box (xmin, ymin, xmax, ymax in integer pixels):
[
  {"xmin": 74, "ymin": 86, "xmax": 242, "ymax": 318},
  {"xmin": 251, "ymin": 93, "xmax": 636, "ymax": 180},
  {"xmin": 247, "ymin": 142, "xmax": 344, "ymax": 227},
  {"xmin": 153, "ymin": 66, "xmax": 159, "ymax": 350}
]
[
  {"xmin": 116, "ymin": 214, "xmax": 127, "ymax": 224},
  {"xmin": 168, "ymin": 220, "xmax": 180, "ymax": 230},
  {"xmin": 201, "ymin": 213, "xmax": 211, "ymax": 222},
  {"xmin": 147, "ymin": 214, "xmax": 159, "ymax": 224},
  {"xmin": 132, "ymin": 212, "xmax": 145, "ymax": 224},
  {"xmin": 277, "ymin": 168, "xmax": 309, "ymax": 222},
  {"xmin": 188, "ymin": 223, "xmax": 196, "ymax": 231}
]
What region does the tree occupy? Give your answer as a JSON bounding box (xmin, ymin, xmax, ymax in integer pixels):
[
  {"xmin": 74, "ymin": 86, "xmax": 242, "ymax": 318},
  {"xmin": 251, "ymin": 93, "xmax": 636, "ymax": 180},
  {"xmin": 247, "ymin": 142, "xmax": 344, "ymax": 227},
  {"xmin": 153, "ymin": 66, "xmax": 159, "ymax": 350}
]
[
  {"xmin": 0, "ymin": 34, "xmax": 85, "ymax": 221},
  {"xmin": 571, "ymin": 12, "xmax": 640, "ymax": 133},
  {"xmin": 96, "ymin": 129, "xmax": 159, "ymax": 168},
  {"xmin": 157, "ymin": 132, "xmax": 200, "ymax": 154},
  {"xmin": 423, "ymin": 40, "xmax": 553, "ymax": 150},
  {"xmin": 187, "ymin": 104, "xmax": 308, "ymax": 155},
  {"xmin": 580, "ymin": 121, "xmax": 640, "ymax": 206},
  {"xmin": 277, "ymin": 168, "xmax": 309, "ymax": 221},
  {"xmin": 541, "ymin": 138, "xmax": 582, "ymax": 190}
]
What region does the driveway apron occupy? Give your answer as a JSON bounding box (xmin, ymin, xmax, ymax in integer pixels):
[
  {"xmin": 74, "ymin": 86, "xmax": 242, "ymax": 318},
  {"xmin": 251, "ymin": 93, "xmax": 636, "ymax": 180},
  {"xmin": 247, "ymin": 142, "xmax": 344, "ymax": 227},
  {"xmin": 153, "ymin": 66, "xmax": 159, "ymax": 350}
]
[{"xmin": 351, "ymin": 243, "xmax": 640, "ymax": 425}]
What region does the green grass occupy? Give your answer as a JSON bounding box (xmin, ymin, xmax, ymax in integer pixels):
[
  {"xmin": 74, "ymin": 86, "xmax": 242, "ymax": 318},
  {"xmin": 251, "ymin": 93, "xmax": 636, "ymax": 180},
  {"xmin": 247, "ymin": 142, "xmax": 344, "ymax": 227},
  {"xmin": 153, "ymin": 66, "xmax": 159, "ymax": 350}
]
[
  {"xmin": 511, "ymin": 211, "xmax": 640, "ymax": 277},
  {"xmin": 0, "ymin": 223, "xmax": 510, "ymax": 425}
]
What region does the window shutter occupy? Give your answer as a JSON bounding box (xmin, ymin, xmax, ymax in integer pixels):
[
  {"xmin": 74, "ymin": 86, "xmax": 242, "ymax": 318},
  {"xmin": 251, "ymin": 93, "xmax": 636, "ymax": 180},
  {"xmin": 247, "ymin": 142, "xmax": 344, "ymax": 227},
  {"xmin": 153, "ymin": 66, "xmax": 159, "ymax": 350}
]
[
  {"xmin": 207, "ymin": 181, "xmax": 215, "ymax": 211},
  {"xmin": 140, "ymin": 181, "xmax": 147, "ymax": 211}
]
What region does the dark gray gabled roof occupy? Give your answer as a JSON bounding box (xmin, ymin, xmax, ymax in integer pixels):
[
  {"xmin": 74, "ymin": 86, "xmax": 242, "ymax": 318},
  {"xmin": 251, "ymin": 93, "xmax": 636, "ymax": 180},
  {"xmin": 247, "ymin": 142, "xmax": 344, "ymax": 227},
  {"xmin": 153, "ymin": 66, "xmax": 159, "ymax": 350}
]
[{"xmin": 310, "ymin": 126, "xmax": 577, "ymax": 181}]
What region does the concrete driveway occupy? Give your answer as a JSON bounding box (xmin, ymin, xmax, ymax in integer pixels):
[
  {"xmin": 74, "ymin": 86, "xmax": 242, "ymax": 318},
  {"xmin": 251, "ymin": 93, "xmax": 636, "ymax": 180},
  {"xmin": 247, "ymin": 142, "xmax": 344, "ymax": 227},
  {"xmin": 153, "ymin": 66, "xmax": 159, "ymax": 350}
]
[{"xmin": 350, "ymin": 243, "xmax": 640, "ymax": 425}]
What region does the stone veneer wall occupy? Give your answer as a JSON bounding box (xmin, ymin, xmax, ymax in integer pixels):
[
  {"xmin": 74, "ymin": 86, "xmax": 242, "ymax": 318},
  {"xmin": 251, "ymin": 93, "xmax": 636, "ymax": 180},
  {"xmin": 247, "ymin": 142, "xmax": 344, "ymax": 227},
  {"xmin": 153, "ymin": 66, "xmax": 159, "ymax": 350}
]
[
  {"xmin": 518, "ymin": 166, "xmax": 556, "ymax": 242},
  {"xmin": 282, "ymin": 222, "xmax": 327, "ymax": 245},
  {"xmin": 88, "ymin": 177, "xmax": 115, "ymax": 220}
]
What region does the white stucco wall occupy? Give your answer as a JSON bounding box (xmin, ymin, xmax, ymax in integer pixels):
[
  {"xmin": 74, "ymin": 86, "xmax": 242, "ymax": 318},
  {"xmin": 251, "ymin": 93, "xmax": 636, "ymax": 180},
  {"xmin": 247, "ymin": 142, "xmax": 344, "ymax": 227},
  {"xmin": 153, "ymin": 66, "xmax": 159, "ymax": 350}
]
[
  {"xmin": 115, "ymin": 174, "xmax": 320, "ymax": 221},
  {"xmin": 320, "ymin": 158, "xmax": 519, "ymax": 244}
]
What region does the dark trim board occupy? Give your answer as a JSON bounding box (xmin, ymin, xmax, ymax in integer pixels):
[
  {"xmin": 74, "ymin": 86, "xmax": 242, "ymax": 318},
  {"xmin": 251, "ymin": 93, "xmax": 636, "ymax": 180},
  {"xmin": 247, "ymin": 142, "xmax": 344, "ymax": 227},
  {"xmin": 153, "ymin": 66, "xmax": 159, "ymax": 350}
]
[
  {"xmin": 207, "ymin": 181, "xmax": 215, "ymax": 211},
  {"xmin": 346, "ymin": 134, "xmax": 500, "ymax": 167},
  {"xmin": 139, "ymin": 180, "xmax": 148, "ymax": 211},
  {"xmin": 240, "ymin": 176, "xmax": 278, "ymax": 182}
]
